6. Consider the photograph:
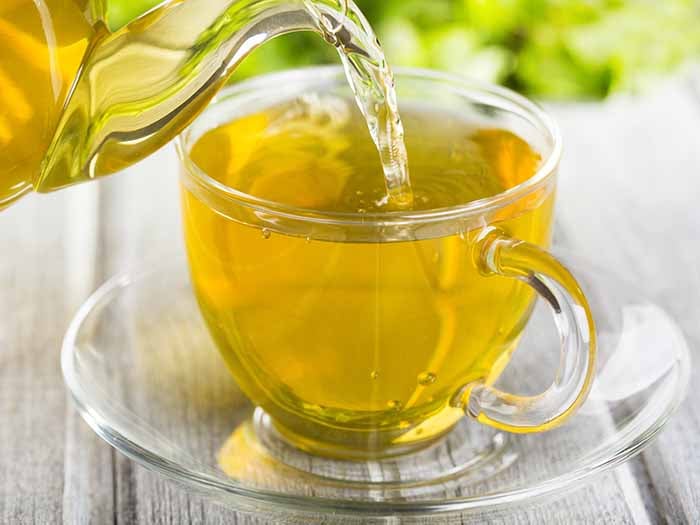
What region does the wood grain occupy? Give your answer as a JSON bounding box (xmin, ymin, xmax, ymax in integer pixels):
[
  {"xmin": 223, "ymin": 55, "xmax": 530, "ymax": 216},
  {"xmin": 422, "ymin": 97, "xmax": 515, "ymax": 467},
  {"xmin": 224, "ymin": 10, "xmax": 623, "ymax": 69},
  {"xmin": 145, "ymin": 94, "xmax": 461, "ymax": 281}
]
[
  {"xmin": 1, "ymin": 74, "xmax": 698, "ymax": 524},
  {"xmin": 0, "ymin": 192, "xmax": 71, "ymax": 525}
]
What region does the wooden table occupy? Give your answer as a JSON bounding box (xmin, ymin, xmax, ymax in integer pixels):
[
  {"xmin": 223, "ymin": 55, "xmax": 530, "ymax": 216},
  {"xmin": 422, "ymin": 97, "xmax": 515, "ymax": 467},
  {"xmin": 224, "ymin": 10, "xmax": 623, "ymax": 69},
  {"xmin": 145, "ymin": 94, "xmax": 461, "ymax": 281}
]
[{"xmin": 1, "ymin": 73, "xmax": 698, "ymax": 524}]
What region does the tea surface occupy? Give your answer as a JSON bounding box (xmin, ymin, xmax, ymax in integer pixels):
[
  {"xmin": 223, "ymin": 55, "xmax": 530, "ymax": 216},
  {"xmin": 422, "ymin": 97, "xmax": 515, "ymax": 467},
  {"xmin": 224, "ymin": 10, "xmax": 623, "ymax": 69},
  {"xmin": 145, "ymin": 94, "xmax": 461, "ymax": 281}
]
[{"xmin": 183, "ymin": 100, "xmax": 553, "ymax": 455}]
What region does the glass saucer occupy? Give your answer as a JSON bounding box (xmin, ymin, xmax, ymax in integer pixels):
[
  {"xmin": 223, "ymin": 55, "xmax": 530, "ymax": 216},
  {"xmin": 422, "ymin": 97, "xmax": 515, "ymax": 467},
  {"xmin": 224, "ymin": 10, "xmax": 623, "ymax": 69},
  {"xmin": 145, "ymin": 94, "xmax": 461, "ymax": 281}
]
[{"xmin": 61, "ymin": 253, "xmax": 690, "ymax": 521}]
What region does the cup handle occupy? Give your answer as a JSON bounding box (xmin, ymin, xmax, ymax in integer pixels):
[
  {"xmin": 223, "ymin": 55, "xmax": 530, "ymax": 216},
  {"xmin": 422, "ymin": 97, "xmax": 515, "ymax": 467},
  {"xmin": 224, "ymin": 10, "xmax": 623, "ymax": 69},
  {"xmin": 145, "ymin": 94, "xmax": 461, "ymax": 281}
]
[{"xmin": 464, "ymin": 229, "xmax": 597, "ymax": 433}]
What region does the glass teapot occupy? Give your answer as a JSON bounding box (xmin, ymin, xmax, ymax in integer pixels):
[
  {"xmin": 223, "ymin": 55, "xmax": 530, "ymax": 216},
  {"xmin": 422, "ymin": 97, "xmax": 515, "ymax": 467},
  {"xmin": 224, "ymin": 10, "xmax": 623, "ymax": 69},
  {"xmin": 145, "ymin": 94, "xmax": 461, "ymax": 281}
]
[{"xmin": 0, "ymin": 0, "xmax": 360, "ymax": 209}]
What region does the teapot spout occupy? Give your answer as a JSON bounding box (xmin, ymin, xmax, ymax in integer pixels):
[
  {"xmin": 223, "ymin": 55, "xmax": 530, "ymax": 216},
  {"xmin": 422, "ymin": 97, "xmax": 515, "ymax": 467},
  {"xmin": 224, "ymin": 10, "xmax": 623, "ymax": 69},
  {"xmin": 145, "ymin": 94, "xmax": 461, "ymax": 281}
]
[{"xmin": 37, "ymin": 0, "xmax": 317, "ymax": 192}]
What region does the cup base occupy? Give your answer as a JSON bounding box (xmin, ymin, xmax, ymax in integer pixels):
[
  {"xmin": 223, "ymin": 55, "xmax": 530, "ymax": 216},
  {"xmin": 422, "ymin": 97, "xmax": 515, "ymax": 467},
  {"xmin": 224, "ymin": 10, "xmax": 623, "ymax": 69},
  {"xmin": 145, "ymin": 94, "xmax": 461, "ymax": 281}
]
[
  {"xmin": 220, "ymin": 407, "xmax": 517, "ymax": 489},
  {"xmin": 259, "ymin": 408, "xmax": 458, "ymax": 461}
]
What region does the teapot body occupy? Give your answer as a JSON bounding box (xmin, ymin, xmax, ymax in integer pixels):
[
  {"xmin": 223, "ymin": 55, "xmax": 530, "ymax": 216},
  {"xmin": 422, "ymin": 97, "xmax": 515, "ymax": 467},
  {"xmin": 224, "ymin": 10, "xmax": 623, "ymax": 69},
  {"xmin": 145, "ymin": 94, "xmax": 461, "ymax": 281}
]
[
  {"xmin": 0, "ymin": 0, "xmax": 92, "ymax": 207},
  {"xmin": 0, "ymin": 0, "xmax": 316, "ymax": 209}
]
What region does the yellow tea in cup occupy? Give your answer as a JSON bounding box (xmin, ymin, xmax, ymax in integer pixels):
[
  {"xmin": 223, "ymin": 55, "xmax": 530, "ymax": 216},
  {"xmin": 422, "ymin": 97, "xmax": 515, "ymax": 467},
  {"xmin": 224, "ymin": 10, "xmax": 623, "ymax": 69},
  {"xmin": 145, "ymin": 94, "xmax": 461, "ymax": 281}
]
[{"xmin": 181, "ymin": 89, "xmax": 558, "ymax": 457}]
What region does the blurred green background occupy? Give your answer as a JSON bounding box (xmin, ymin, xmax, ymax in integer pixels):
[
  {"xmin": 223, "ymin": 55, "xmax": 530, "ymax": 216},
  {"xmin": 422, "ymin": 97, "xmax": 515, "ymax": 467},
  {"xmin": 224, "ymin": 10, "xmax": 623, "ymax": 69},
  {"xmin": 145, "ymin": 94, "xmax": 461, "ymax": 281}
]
[{"xmin": 105, "ymin": 0, "xmax": 699, "ymax": 100}]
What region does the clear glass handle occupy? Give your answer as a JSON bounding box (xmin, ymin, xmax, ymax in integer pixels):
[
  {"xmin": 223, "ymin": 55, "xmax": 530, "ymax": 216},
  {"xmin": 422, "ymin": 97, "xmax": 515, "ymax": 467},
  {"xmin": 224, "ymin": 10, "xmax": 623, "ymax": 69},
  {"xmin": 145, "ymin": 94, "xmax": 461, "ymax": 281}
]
[{"xmin": 465, "ymin": 229, "xmax": 597, "ymax": 433}]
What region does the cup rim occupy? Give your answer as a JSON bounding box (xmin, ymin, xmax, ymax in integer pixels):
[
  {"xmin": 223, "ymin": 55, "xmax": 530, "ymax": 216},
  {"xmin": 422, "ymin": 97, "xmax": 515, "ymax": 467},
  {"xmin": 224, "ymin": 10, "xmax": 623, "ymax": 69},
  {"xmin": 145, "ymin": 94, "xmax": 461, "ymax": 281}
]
[{"xmin": 177, "ymin": 65, "xmax": 562, "ymax": 226}]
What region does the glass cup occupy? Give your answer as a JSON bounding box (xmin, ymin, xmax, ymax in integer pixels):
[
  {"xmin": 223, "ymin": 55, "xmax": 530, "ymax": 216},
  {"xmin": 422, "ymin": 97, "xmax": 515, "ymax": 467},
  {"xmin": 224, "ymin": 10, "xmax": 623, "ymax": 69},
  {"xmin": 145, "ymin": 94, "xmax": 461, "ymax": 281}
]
[{"xmin": 177, "ymin": 66, "xmax": 596, "ymax": 460}]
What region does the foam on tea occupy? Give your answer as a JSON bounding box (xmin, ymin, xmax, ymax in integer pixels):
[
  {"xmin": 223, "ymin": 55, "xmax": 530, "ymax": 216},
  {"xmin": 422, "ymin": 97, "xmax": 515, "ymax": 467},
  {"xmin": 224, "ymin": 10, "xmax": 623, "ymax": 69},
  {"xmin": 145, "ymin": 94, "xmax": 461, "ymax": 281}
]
[{"xmin": 182, "ymin": 97, "xmax": 552, "ymax": 455}]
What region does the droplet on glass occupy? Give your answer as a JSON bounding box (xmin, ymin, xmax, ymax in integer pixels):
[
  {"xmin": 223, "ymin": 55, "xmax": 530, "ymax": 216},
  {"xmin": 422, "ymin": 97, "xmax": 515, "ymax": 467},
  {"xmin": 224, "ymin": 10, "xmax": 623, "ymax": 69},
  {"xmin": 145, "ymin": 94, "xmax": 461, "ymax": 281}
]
[
  {"xmin": 387, "ymin": 400, "xmax": 403, "ymax": 411},
  {"xmin": 417, "ymin": 372, "xmax": 437, "ymax": 386},
  {"xmin": 370, "ymin": 370, "xmax": 379, "ymax": 380}
]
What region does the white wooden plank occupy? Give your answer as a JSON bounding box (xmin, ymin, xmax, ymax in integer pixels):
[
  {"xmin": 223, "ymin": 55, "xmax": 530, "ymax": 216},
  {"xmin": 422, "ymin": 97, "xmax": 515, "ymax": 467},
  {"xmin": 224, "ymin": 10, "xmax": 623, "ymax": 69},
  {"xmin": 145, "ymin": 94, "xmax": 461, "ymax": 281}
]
[
  {"xmin": 0, "ymin": 190, "xmax": 89, "ymax": 524},
  {"xmin": 61, "ymin": 183, "xmax": 121, "ymax": 525}
]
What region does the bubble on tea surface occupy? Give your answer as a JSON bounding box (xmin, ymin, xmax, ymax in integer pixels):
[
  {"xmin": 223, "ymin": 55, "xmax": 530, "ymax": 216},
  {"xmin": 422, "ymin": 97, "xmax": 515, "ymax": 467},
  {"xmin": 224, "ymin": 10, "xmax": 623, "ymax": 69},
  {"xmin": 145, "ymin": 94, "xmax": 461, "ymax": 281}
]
[
  {"xmin": 418, "ymin": 372, "xmax": 437, "ymax": 386},
  {"xmin": 261, "ymin": 228, "xmax": 271, "ymax": 240},
  {"xmin": 272, "ymin": 93, "xmax": 350, "ymax": 132},
  {"xmin": 370, "ymin": 370, "xmax": 379, "ymax": 380}
]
